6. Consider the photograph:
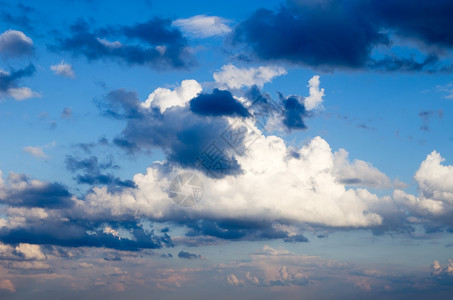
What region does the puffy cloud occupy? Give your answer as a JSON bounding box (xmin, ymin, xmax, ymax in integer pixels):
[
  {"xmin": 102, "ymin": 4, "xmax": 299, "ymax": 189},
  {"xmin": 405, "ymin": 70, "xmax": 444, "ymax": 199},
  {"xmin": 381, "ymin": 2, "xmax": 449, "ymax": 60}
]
[
  {"xmin": 213, "ymin": 64, "xmax": 286, "ymax": 89},
  {"xmin": 0, "ymin": 29, "xmax": 33, "ymax": 57},
  {"xmin": 173, "ymin": 15, "xmax": 232, "ymax": 38},
  {"xmin": 333, "ymin": 148, "xmax": 391, "ymax": 188},
  {"xmin": 82, "ymin": 126, "xmax": 385, "ymax": 228},
  {"xmin": 394, "ymin": 151, "xmax": 453, "ymax": 219},
  {"xmin": 233, "ymin": 0, "xmax": 453, "ymax": 72},
  {"xmin": 50, "ymin": 61, "xmax": 75, "ymax": 78},
  {"xmin": 304, "ymin": 75, "xmax": 325, "ymax": 111},
  {"xmin": 0, "ymin": 64, "xmax": 39, "ymax": 101},
  {"xmin": 142, "ymin": 79, "xmax": 202, "ymax": 112},
  {"xmin": 15, "ymin": 243, "xmax": 46, "ymax": 260}
]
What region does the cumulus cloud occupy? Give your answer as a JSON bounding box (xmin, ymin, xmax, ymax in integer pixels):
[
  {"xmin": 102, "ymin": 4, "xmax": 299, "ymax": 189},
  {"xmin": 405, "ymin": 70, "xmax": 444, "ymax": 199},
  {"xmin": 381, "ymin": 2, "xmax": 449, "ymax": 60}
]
[
  {"xmin": 0, "ymin": 279, "xmax": 15, "ymax": 292},
  {"xmin": 393, "ymin": 151, "xmax": 453, "ymax": 222},
  {"xmin": 0, "ymin": 64, "xmax": 39, "ymax": 101},
  {"xmin": 304, "ymin": 75, "xmax": 325, "ymax": 111},
  {"xmin": 50, "ymin": 61, "xmax": 75, "ymax": 78},
  {"xmin": 0, "ymin": 29, "xmax": 33, "ymax": 57},
  {"xmin": 173, "ymin": 15, "xmax": 232, "ymax": 38},
  {"xmin": 142, "ymin": 79, "xmax": 202, "ymax": 112},
  {"xmin": 213, "ymin": 64, "xmax": 287, "ymax": 89},
  {"xmin": 333, "ymin": 149, "xmax": 391, "ymax": 188}
]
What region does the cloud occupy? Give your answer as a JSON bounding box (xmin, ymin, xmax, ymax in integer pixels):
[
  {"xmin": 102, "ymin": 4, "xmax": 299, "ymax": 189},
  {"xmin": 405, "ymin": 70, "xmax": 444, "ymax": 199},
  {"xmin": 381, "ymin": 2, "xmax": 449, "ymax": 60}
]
[
  {"xmin": 53, "ymin": 18, "xmax": 192, "ymax": 69},
  {"xmin": 177, "ymin": 250, "xmax": 201, "ymax": 260},
  {"xmin": 101, "ymin": 87, "xmax": 242, "ymax": 177},
  {"xmin": 233, "ymin": 0, "xmax": 453, "ymax": 72},
  {"xmin": 0, "ymin": 64, "xmax": 39, "ymax": 101},
  {"xmin": 173, "ymin": 15, "xmax": 232, "ymax": 38},
  {"xmin": 189, "ymin": 89, "xmax": 250, "ymax": 117},
  {"xmin": 304, "ymin": 75, "xmax": 325, "ymax": 111},
  {"xmin": 213, "ymin": 64, "xmax": 286, "ymax": 89},
  {"xmin": 142, "ymin": 79, "xmax": 202, "ymax": 113},
  {"xmin": 65, "ymin": 155, "xmax": 135, "ymax": 188},
  {"xmin": 61, "ymin": 107, "xmax": 72, "ymax": 118},
  {"xmin": 0, "ymin": 172, "xmax": 73, "ymax": 209},
  {"xmin": 23, "ymin": 146, "xmax": 48, "ymax": 159},
  {"xmin": 0, "ymin": 29, "xmax": 33, "ymax": 57},
  {"xmin": 418, "ymin": 110, "xmax": 443, "ymax": 131},
  {"xmin": 50, "ymin": 61, "xmax": 75, "ymax": 78},
  {"xmin": 281, "ymin": 94, "xmax": 307, "ymax": 130},
  {"xmin": 394, "ymin": 151, "xmax": 453, "ymax": 223},
  {"xmin": 333, "ymin": 149, "xmax": 391, "ymax": 188},
  {"xmin": 227, "ymin": 274, "xmax": 244, "ymax": 286},
  {"xmin": 0, "ymin": 279, "xmax": 15, "ymax": 292}
]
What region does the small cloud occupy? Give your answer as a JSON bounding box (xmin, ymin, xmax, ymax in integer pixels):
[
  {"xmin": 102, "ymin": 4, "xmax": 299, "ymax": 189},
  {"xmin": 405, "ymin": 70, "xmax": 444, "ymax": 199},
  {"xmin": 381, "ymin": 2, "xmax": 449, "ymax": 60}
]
[
  {"xmin": 61, "ymin": 107, "xmax": 72, "ymax": 118},
  {"xmin": 227, "ymin": 274, "xmax": 244, "ymax": 286},
  {"xmin": 177, "ymin": 250, "xmax": 201, "ymax": 260},
  {"xmin": 23, "ymin": 146, "xmax": 48, "ymax": 159},
  {"xmin": 0, "ymin": 279, "xmax": 15, "ymax": 293},
  {"xmin": 173, "ymin": 15, "xmax": 232, "ymax": 38},
  {"xmin": 50, "ymin": 61, "xmax": 75, "ymax": 78},
  {"xmin": 213, "ymin": 64, "xmax": 286, "ymax": 89},
  {"xmin": 6, "ymin": 86, "xmax": 40, "ymax": 100},
  {"xmin": 0, "ymin": 29, "xmax": 33, "ymax": 57},
  {"xmin": 304, "ymin": 75, "xmax": 325, "ymax": 111}
]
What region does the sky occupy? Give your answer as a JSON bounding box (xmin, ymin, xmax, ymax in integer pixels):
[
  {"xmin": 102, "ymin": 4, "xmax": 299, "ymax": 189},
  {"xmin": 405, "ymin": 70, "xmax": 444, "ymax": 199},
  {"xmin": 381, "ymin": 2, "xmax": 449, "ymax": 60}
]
[{"xmin": 1, "ymin": 0, "xmax": 453, "ymax": 299}]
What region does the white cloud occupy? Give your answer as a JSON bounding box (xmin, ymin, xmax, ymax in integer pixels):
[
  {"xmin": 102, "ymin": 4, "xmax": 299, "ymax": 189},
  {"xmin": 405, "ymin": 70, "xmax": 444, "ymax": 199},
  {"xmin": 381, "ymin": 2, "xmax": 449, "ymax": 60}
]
[
  {"xmin": 15, "ymin": 243, "xmax": 46, "ymax": 260},
  {"xmin": 173, "ymin": 15, "xmax": 232, "ymax": 38},
  {"xmin": 81, "ymin": 118, "xmax": 385, "ymax": 228},
  {"xmin": 394, "ymin": 151, "xmax": 453, "ymax": 217},
  {"xmin": 0, "ymin": 29, "xmax": 33, "ymax": 57},
  {"xmin": 333, "ymin": 148, "xmax": 391, "ymax": 188},
  {"xmin": 23, "ymin": 146, "xmax": 48, "ymax": 159},
  {"xmin": 142, "ymin": 79, "xmax": 202, "ymax": 112},
  {"xmin": 6, "ymin": 87, "xmax": 40, "ymax": 101},
  {"xmin": 213, "ymin": 64, "xmax": 287, "ymax": 89},
  {"xmin": 96, "ymin": 37, "xmax": 122, "ymax": 49},
  {"xmin": 50, "ymin": 61, "xmax": 75, "ymax": 78},
  {"xmin": 304, "ymin": 75, "xmax": 325, "ymax": 110}
]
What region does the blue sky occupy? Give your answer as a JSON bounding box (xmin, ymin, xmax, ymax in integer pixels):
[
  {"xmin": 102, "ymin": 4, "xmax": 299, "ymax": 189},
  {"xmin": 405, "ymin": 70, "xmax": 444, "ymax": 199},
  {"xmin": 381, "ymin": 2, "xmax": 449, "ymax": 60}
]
[{"xmin": 1, "ymin": 0, "xmax": 453, "ymax": 299}]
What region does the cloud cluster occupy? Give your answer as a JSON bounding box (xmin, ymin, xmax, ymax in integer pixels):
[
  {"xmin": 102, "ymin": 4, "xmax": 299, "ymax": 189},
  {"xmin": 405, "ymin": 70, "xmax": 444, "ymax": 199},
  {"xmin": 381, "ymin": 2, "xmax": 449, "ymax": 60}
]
[
  {"xmin": 233, "ymin": 0, "xmax": 453, "ymax": 72},
  {"xmin": 53, "ymin": 18, "xmax": 193, "ymax": 69}
]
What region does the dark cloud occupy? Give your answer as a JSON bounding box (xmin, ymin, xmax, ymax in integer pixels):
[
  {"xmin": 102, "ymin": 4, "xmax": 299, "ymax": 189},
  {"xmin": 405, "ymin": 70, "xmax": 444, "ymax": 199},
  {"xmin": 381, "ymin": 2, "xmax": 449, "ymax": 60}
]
[
  {"xmin": 281, "ymin": 94, "xmax": 307, "ymax": 131},
  {"xmin": 177, "ymin": 250, "xmax": 201, "ymax": 260},
  {"xmin": 102, "ymin": 89, "xmax": 243, "ymax": 178},
  {"xmin": 184, "ymin": 219, "xmax": 304, "ymax": 242},
  {"xmin": 0, "ymin": 64, "xmax": 35, "ymax": 95},
  {"xmin": 284, "ymin": 235, "xmax": 309, "ymax": 243},
  {"xmin": 233, "ymin": 0, "xmax": 453, "ymax": 72},
  {"xmin": 53, "ymin": 18, "xmax": 193, "ymax": 69},
  {"xmin": 65, "ymin": 155, "xmax": 135, "ymax": 188},
  {"xmin": 190, "ymin": 89, "xmax": 250, "ymax": 117},
  {"xmin": 0, "ymin": 173, "xmax": 73, "ymax": 209}
]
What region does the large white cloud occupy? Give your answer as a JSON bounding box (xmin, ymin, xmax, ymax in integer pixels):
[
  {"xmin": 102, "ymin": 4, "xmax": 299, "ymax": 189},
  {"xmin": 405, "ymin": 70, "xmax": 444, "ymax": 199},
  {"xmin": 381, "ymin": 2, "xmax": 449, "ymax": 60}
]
[
  {"xmin": 81, "ymin": 116, "xmax": 385, "ymax": 228},
  {"xmin": 213, "ymin": 64, "xmax": 287, "ymax": 89},
  {"xmin": 172, "ymin": 15, "xmax": 232, "ymax": 38}
]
